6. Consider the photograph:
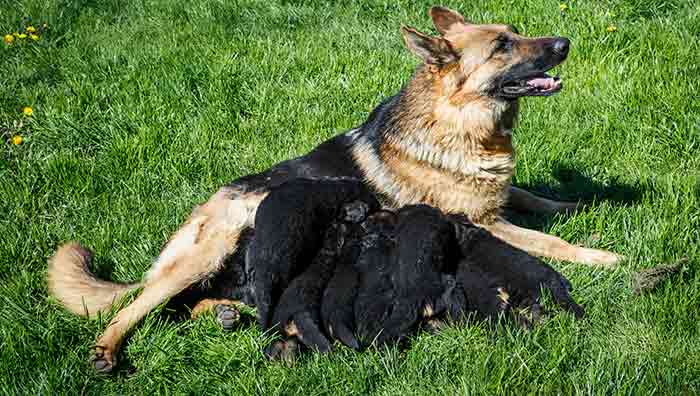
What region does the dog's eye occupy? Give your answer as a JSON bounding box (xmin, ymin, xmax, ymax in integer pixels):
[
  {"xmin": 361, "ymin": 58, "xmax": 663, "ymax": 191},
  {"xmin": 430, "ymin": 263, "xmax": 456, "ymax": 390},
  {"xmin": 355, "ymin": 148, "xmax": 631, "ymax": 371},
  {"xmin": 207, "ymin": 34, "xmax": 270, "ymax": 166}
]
[{"xmin": 494, "ymin": 34, "xmax": 513, "ymax": 52}]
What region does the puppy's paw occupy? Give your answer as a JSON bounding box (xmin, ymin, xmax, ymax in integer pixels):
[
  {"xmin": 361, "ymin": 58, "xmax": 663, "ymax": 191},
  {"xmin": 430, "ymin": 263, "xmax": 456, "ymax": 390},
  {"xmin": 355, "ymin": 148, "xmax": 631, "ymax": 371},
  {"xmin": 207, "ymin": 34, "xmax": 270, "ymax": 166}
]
[
  {"xmin": 264, "ymin": 338, "xmax": 300, "ymax": 366},
  {"xmin": 90, "ymin": 345, "xmax": 116, "ymax": 373},
  {"xmin": 512, "ymin": 303, "xmax": 543, "ymax": 330},
  {"xmin": 421, "ymin": 318, "xmax": 448, "ymax": 335},
  {"xmin": 215, "ymin": 304, "xmax": 241, "ymax": 331}
]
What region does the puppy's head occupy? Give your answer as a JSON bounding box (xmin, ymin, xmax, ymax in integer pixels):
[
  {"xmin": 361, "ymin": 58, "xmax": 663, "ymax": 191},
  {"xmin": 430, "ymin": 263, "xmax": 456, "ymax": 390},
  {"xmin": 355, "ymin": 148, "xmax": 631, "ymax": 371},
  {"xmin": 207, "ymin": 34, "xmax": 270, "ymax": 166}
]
[{"xmin": 362, "ymin": 210, "xmax": 398, "ymax": 235}]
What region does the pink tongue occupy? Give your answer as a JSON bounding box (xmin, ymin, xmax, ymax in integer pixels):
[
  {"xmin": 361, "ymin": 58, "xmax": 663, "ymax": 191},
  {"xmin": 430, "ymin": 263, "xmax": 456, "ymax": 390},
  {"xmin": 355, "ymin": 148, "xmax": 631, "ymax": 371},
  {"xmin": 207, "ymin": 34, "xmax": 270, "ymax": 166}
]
[{"xmin": 527, "ymin": 77, "xmax": 560, "ymax": 90}]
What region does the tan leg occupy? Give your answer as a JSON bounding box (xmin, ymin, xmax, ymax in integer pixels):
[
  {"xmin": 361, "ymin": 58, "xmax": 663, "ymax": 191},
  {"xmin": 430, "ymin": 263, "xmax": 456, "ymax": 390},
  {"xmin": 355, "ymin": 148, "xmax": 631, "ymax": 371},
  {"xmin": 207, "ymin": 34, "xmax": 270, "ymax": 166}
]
[
  {"xmin": 481, "ymin": 217, "xmax": 621, "ymax": 267},
  {"xmin": 90, "ymin": 187, "xmax": 265, "ymax": 373},
  {"xmin": 508, "ymin": 186, "xmax": 580, "ymax": 215}
]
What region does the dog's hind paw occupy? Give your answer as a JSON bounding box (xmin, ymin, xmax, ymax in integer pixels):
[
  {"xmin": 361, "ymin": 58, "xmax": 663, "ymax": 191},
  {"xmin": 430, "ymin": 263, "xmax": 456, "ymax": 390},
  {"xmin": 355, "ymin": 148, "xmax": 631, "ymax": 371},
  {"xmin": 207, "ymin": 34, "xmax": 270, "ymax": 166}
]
[
  {"xmin": 90, "ymin": 345, "xmax": 116, "ymax": 373},
  {"xmin": 215, "ymin": 304, "xmax": 241, "ymax": 331}
]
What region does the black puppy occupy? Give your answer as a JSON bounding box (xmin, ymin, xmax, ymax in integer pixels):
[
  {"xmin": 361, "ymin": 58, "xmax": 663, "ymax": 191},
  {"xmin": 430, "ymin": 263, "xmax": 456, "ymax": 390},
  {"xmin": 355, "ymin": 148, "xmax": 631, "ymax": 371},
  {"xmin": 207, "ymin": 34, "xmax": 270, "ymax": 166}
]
[
  {"xmin": 338, "ymin": 209, "xmax": 399, "ymax": 349},
  {"xmin": 319, "ymin": 204, "xmax": 371, "ymax": 351},
  {"xmin": 265, "ymin": 201, "xmax": 373, "ymax": 359},
  {"xmin": 350, "ymin": 205, "xmax": 459, "ymax": 347},
  {"xmin": 249, "ymin": 178, "xmax": 380, "ymax": 333},
  {"xmin": 448, "ymin": 215, "xmax": 584, "ymax": 326},
  {"xmin": 350, "ymin": 207, "xmax": 583, "ymax": 348}
]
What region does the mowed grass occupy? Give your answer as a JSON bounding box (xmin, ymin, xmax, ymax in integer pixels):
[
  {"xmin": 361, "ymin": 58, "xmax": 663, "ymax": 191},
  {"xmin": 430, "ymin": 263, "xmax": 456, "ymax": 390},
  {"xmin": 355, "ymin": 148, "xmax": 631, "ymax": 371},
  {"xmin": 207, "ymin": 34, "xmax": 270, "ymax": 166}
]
[{"xmin": 1, "ymin": 0, "xmax": 699, "ymax": 394}]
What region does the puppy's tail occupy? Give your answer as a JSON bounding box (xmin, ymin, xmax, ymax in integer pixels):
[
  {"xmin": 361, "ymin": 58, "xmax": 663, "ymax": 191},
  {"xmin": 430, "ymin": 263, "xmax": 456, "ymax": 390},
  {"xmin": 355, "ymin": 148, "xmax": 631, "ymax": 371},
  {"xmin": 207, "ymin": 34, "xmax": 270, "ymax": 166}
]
[{"xmin": 48, "ymin": 242, "xmax": 141, "ymax": 318}]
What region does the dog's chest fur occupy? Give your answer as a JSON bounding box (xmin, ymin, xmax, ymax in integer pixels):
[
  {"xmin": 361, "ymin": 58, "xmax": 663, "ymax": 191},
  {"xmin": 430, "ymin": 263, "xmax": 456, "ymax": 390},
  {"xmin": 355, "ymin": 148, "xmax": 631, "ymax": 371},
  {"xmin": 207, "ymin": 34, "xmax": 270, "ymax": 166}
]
[
  {"xmin": 352, "ymin": 90, "xmax": 517, "ymax": 225},
  {"xmin": 353, "ymin": 133, "xmax": 513, "ymax": 224}
]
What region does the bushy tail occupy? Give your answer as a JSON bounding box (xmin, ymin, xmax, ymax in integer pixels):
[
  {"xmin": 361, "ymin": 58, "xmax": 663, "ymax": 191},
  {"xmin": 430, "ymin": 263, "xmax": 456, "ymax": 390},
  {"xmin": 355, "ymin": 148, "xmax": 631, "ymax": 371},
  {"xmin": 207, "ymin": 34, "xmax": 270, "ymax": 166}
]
[{"xmin": 48, "ymin": 242, "xmax": 141, "ymax": 318}]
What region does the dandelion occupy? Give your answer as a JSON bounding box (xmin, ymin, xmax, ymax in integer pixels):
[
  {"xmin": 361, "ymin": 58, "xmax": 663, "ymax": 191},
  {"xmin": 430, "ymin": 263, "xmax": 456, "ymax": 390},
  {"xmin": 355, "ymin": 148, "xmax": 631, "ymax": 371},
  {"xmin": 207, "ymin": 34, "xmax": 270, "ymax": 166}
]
[
  {"xmin": 607, "ymin": 25, "xmax": 617, "ymax": 33},
  {"xmin": 26, "ymin": 26, "xmax": 36, "ymax": 33},
  {"xmin": 17, "ymin": 33, "xmax": 27, "ymax": 39},
  {"xmin": 12, "ymin": 32, "xmax": 20, "ymax": 37},
  {"xmin": 559, "ymin": 3, "xmax": 568, "ymax": 12},
  {"xmin": 3, "ymin": 34, "xmax": 14, "ymax": 44},
  {"xmin": 22, "ymin": 106, "xmax": 33, "ymax": 117},
  {"xmin": 30, "ymin": 34, "xmax": 39, "ymax": 41},
  {"xmin": 12, "ymin": 135, "xmax": 23, "ymax": 146}
]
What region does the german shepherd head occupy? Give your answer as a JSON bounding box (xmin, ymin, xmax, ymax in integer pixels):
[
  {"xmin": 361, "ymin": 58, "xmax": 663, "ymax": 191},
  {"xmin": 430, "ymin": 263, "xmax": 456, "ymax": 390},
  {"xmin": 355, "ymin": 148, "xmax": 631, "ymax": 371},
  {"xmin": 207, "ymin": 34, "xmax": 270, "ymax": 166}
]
[
  {"xmin": 354, "ymin": 6, "xmax": 571, "ymax": 224},
  {"xmin": 403, "ymin": 6, "xmax": 569, "ymax": 103}
]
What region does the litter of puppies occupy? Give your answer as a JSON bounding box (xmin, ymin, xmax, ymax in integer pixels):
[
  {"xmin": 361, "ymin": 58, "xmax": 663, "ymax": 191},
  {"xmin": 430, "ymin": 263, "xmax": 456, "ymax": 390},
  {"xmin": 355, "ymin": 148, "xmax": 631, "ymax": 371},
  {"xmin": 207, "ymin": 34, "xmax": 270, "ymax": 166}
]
[{"xmin": 211, "ymin": 178, "xmax": 585, "ymax": 362}]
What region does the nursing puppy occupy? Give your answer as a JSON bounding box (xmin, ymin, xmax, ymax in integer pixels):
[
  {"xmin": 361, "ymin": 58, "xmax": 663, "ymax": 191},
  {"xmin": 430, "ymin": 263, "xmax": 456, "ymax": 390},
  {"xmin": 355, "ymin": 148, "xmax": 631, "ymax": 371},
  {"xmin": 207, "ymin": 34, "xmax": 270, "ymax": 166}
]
[
  {"xmin": 320, "ymin": 204, "xmax": 372, "ymax": 351},
  {"xmin": 265, "ymin": 201, "xmax": 374, "ymax": 359},
  {"xmin": 250, "ymin": 178, "xmax": 379, "ymax": 334},
  {"xmin": 353, "ymin": 205, "xmax": 458, "ymax": 347},
  {"xmin": 450, "ymin": 216, "xmax": 585, "ymax": 324}
]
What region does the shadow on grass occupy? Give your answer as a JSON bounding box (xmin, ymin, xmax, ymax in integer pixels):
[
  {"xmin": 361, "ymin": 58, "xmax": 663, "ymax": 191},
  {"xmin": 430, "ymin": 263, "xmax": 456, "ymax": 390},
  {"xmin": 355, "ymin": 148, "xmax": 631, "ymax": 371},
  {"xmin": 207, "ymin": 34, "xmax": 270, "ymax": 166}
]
[{"xmin": 507, "ymin": 162, "xmax": 648, "ymax": 230}]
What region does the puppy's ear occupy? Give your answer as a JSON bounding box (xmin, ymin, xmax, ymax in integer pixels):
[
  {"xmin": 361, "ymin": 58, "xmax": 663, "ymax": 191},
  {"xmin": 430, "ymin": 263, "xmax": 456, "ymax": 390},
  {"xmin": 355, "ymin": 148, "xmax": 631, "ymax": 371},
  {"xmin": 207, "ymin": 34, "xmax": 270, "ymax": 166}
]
[
  {"xmin": 401, "ymin": 26, "xmax": 458, "ymax": 65},
  {"xmin": 429, "ymin": 6, "xmax": 467, "ymax": 35}
]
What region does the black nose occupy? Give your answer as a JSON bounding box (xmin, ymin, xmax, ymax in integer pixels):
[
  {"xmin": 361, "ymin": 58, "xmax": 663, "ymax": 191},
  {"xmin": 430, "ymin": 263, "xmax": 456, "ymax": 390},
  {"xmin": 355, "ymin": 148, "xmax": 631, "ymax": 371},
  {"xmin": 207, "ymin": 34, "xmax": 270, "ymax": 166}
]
[{"xmin": 552, "ymin": 37, "xmax": 570, "ymax": 57}]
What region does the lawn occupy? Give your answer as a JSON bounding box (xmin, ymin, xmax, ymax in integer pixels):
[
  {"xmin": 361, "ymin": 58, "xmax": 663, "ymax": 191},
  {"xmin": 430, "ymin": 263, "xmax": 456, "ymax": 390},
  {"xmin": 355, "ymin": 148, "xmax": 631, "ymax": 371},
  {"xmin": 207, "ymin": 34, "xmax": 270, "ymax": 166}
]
[{"xmin": 1, "ymin": 0, "xmax": 699, "ymax": 394}]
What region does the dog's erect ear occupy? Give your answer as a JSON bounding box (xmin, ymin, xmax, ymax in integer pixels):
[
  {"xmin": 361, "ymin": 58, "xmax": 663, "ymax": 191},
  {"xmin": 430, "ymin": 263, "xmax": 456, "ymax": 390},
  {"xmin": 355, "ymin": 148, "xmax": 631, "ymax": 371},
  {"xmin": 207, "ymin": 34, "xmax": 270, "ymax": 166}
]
[
  {"xmin": 401, "ymin": 26, "xmax": 458, "ymax": 65},
  {"xmin": 429, "ymin": 6, "xmax": 467, "ymax": 35}
]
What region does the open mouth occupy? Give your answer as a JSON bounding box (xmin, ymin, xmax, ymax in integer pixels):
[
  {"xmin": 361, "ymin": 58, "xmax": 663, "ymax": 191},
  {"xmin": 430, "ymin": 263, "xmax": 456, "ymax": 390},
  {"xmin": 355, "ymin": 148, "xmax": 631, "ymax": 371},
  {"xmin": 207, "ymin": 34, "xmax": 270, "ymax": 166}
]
[{"xmin": 500, "ymin": 72, "xmax": 562, "ymax": 98}]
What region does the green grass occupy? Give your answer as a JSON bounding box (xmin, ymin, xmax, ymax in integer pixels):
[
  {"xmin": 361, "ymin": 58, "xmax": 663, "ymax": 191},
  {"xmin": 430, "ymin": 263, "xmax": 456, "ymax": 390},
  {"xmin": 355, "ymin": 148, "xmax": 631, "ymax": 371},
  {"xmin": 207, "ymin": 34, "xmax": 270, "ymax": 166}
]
[{"xmin": 1, "ymin": 0, "xmax": 699, "ymax": 394}]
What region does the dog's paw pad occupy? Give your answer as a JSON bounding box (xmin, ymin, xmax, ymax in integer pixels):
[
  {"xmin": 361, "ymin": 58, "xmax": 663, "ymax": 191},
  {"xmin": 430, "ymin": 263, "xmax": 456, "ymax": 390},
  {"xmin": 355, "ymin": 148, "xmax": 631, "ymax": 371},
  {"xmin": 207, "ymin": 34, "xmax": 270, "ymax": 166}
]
[
  {"xmin": 215, "ymin": 304, "xmax": 240, "ymax": 330},
  {"xmin": 90, "ymin": 346, "xmax": 115, "ymax": 373}
]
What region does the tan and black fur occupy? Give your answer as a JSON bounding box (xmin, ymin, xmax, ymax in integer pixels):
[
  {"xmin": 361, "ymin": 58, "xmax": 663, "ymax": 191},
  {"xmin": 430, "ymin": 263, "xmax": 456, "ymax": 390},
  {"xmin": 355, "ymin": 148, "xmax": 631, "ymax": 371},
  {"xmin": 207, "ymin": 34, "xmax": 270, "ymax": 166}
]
[{"xmin": 47, "ymin": 6, "xmax": 621, "ymax": 372}]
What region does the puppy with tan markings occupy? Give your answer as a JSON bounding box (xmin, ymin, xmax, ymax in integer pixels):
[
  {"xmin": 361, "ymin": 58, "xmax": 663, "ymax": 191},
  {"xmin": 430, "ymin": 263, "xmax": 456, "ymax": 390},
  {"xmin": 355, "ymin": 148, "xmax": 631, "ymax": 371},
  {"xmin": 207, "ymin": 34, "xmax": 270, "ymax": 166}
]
[
  {"xmin": 264, "ymin": 201, "xmax": 375, "ymax": 358},
  {"xmin": 354, "ymin": 205, "xmax": 458, "ymax": 347},
  {"xmin": 450, "ymin": 215, "xmax": 584, "ymax": 326},
  {"xmin": 250, "ymin": 178, "xmax": 379, "ymax": 336}
]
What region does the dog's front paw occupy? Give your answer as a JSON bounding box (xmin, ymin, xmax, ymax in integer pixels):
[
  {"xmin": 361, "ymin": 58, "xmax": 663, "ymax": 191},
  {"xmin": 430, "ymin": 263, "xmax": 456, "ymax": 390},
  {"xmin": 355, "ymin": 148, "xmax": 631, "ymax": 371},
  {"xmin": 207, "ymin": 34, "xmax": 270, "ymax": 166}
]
[
  {"xmin": 215, "ymin": 304, "xmax": 241, "ymax": 331},
  {"xmin": 578, "ymin": 248, "xmax": 622, "ymax": 268},
  {"xmin": 90, "ymin": 345, "xmax": 116, "ymax": 373}
]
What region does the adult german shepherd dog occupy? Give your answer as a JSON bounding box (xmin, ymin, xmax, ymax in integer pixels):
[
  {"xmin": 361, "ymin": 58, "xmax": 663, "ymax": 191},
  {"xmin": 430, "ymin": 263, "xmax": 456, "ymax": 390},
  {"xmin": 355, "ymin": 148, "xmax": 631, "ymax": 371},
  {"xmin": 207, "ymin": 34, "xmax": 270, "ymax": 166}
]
[{"xmin": 48, "ymin": 7, "xmax": 621, "ymax": 372}]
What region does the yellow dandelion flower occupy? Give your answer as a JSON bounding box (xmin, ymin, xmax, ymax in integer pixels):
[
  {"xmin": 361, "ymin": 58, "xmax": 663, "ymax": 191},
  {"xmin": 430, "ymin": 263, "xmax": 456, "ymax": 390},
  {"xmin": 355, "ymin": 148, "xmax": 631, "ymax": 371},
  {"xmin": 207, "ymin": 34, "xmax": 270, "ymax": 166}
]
[
  {"xmin": 17, "ymin": 33, "xmax": 27, "ymax": 39},
  {"xmin": 12, "ymin": 135, "xmax": 23, "ymax": 146},
  {"xmin": 26, "ymin": 26, "xmax": 36, "ymax": 33},
  {"xmin": 607, "ymin": 25, "xmax": 617, "ymax": 32},
  {"xmin": 559, "ymin": 3, "xmax": 568, "ymax": 11},
  {"xmin": 30, "ymin": 34, "xmax": 39, "ymax": 41},
  {"xmin": 22, "ymin": 107, "xmax": 33, "ymax": 117},
  {"xmin": 12, "ymin": 32, "xmax": 20, "ymax": 37},
  {"xmin": 3, "ymin": 34, "xmax": 14, "ymax": 44}
]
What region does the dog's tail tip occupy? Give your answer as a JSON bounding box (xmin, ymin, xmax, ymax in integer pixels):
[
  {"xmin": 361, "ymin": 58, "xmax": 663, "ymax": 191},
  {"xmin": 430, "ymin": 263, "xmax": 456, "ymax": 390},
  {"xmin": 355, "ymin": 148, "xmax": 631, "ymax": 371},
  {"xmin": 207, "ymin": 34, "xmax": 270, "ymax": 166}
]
[{"xmin": 48, "ymin": 242, "xmax": 139, "ymax": 318}]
